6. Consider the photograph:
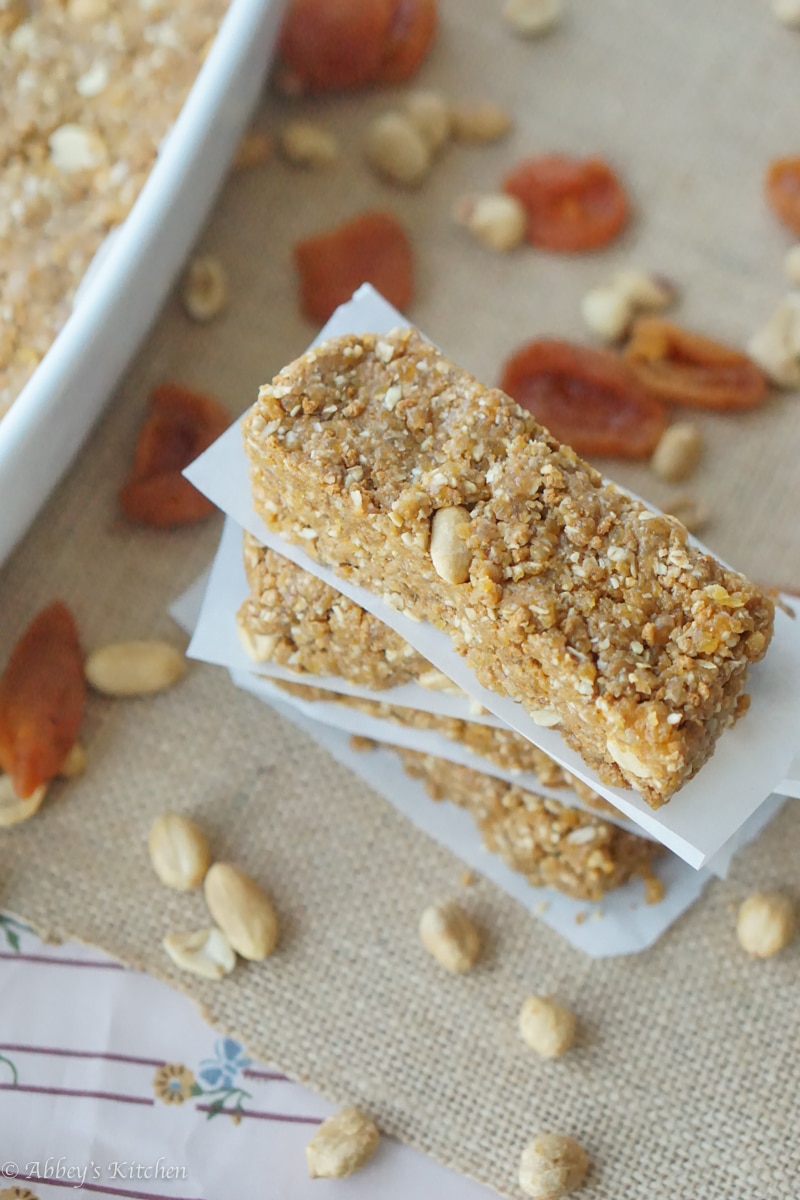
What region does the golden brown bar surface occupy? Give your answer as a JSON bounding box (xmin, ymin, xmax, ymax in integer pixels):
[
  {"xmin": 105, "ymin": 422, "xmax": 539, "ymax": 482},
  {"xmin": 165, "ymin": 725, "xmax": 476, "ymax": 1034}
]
[
  {"xmin": 392, "ymin": 747, "xmax": 664, "ymax": 902},
  {"xmin": 242, "ymin": 328, "xmax": 774, "ymax": 807}
]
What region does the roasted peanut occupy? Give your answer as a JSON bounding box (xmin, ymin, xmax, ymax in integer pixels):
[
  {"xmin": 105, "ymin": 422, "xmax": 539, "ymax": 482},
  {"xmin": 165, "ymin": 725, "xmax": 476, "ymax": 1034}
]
[
  {"xmin": 0, "ymin": 774, "xmax": 47, "ymax": 827},
  {"xmin": 503, "ymin": 0, "xmax": 563, "ymax": 38},
  {"xmin": 519, "ymin": 1133, "xmax": 590, "ymax": 1200},
  {"xmin": 306, "ymin": 1107, "xmax": 380, "ymax": 1179},
  {"xmin": 365, "ymin": 112, "xmax": 431, "ymax": 187},
  {"xmin": 148, "ymin": 812, "xmax": 211, "ymax": 891},
  {"xmin": 403, "ymin": 90, "xmax": 451, "ymax": 154},
  {"xmin": 650, "ymin": 423, "xmax": 703, "ymax": 483},
  {"xmin": 85, "ymin": 641, "xmax": 187, "ymax": 697},
  {"xmin": 419, "ymin": 901, "xmax": 480, "ymax": 972},
  {"xmin": 519, "ymin": 996, "xmax": 577, "ymax": 1058},
  {"xmin": 430, "ymin": 506, "xmax": 472, "ymax": 585},
  {"xmin": 279, "ymin": 120, "xmax": 339, "ymax": 168},
  {"xmin": 736, "ymin": 892, "xmax": 795, "ymax": 958},
  {"xmin": 204, "ymin": 862, "xmax": 279, "ymax": 960},
  {"xmin": 748, "ymin": 295, "xmax": 800, "ymax": 387},
  {"xmin": 453, "ymin": 193, "xmax": 527, "ymax": 252},
  {"xmin": 163, "ymin": 927, "xmax": 236, "ymax": 979},
  {"xmin": 181, "ymin": 255, "xmax": 229, "ymax": 323},
  {"xmin": 450, "ymin": 101, "xmax": 512, "ymax": 143}
]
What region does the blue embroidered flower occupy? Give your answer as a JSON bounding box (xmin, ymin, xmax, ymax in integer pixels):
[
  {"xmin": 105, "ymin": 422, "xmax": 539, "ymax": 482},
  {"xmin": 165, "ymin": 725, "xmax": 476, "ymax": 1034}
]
[{"xmin": 198, "ymin": 1038, "xmax": 251, "ymax": 1090}]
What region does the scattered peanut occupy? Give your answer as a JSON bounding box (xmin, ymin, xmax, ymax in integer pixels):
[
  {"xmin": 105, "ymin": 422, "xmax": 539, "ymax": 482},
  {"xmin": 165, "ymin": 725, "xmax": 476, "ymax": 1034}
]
[
  {"xmin": 0, "ymin": 774, "xmax": 47, "ymax": 827},
  {"xmin": 279, "ymin": 119, "xmax": 339, "ymax": 168},
  {"xmin": 236, "ymin": 617, "xmax": 279, "ymax": 663},
  {"xmin": 736, "ymin": 892, "xmax": 796, "ymax": 958},
  {"xmin": 650, "ymin": 422, "xmax": 703, "ymax": 483},
  {"xmin": 58, "ymin": 742, "xmax": 86, "ymax": 778},
  {"xmin": 148, "ymin": 812, "xmax": 211, "ymax": 891},
  {"xmin": 747, "ymin": 295, "xmax": 800, "ymax": 387},
  {"xmin": 450, "ymin": 101, "xmax": 512, "ymax": 143},
  {"xmin": 453, "ymin": 193, "xmax": 527, "ymax": 252},
  {"xmin": 306, "ymin": 1107, "xmax": 380, "ymax": 1179},
  {"xmin": 519, "ymin": 996, "xmax": 577, "ymax": 1058},
  {"xmin": 419, "ymin": 901, "xmax": 481, "ymax": 972},
  {"xmin": 181, "ymin": 255, "xmax": 229, "ymax": 323},
  {"xmin": 365, "ymin": 112, "xmax": 431, "ymax": 187},
  {"xmin": 664, "ymin": 493, "xmax": 710, "ymax": 534},
  {"xmin": 503, "ymin": 0, "xmax": 563, "ymax": 39},
  {"xmin": 519, "ymin": 1133, "xmax": 590, "ymax": 1200},
  {"xmin": 403, "ymin": 90, "xmax": 451, "ymax": 154},
  {"xmin": 233, "ymin": 130, "xmax": 273, "ymax": 170},
  {"xmin": 582, "ymin": 270, "xmax": 674, "ymax": 341},
  {"xmin": 430, "ymin": 506, "xmax": 473, "ymax": 585},
  {"xmin": 785, "ymin": 245, "xmax": 800, "ymax": 285},
  {"xmin": 204, "ymin": 862, "xmax": 279, "ymax": 961},
  {"xmin": 85, "ymin": 641, "xmax": 187, "ymax": 697},
  {"xmin": 163, "ymin": 927, "xmax": 236, "ymax": 980},
  {"xmin": 772, "ymin": 0, "xmax": 800, "ymax": 26}
]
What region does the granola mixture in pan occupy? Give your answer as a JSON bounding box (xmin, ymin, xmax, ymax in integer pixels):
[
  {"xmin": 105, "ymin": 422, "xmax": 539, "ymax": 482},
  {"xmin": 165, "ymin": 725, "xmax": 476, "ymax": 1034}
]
[{"xmin": 242, "ymin": 328, "xmax": 774, "ymax": 807}]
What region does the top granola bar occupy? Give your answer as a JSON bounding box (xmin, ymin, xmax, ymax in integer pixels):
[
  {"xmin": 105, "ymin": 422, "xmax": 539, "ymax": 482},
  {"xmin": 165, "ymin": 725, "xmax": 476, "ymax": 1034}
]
[{"xmin": 242, "ymin": 328, "xmax": 774, "ymax": 807}]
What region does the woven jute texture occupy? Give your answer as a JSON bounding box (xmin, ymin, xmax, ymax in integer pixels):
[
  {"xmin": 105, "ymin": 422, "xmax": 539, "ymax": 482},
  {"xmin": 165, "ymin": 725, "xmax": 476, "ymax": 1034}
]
[{"xmin": 2, "ymin": 1, "xmax": 800, "ymax": 1195}]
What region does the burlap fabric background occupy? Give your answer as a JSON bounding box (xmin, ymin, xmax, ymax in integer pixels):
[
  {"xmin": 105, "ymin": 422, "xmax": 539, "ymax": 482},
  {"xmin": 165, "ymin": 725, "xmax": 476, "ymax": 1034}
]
[{"xmin": 2, "ymin": 1, "xmax": 799, "ymax": 1194}]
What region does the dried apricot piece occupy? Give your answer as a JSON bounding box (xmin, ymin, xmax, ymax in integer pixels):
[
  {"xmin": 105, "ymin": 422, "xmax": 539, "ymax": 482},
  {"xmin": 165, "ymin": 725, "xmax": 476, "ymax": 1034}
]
[
  {"xmin": 503, "ymin": 155, "xmax": 630, "ymax": 252},
  {"xmin": 277, "ymin": 0, "xmax": 393, "ymax": 93},
  {"xmin": 624, "ymin": 318, "xmax": 768, "ymax": 410},
  {"xmin": 120, "ymin": 383, "xmax": 230, "ymax": 527},
  {"xmin": 766, "ymin": 157, "xmax": 800, "ymax": 236},
  {"xmin": 499, "ymin": 339, "xmax": 667, "ymax": 458},
  {"xmin": 379, "ymin": 0, "xmax": 438, "ymax": 84},
  {"xmin": 295, "ymin": 211, "xmax": 414, "ymax": 324},
  {"xmin": 0, "ymin": 601, "xmax": 85, "ymax": 799}
]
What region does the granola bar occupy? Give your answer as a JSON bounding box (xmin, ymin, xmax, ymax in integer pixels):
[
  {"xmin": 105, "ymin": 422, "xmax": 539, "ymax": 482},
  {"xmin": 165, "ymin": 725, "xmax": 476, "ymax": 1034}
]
[
  {"xmin": 242, "ymin": 328, "xmax": 775, "ymax": 808},
  {"xmin": 393, "ymin": 747, "xmax": 664, "ymax": 902},
  {"xmin": 274, "ymin": 677, "xmax": 611, "ymax": 810}
]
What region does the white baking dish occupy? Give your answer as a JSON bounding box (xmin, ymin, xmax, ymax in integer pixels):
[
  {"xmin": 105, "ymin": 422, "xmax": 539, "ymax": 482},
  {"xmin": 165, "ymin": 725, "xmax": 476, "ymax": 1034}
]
[{"xmin": 0, "ymin": 0, "xmax": 286, "ymax": 569}]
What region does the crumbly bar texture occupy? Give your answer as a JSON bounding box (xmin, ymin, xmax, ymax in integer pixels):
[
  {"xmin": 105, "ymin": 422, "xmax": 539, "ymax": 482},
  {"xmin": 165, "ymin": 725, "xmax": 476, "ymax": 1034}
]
[
  {"xmin": 242, "ymin": 328, "xmax": 774, "ymax": 808},
  {"xmin": 274, "ymin": 677, "xmax": 611, "ymax": 812},
  {"xmin": 238, "ymin": 533, "xmax": 444, "ymax": 691},
  {"xmin": 1, "ymin": 0, "xmax": 228, "ymax": 418},
  {"xmin": 394, "ymin": 747, "xmax": 664, "ymax": 902}
]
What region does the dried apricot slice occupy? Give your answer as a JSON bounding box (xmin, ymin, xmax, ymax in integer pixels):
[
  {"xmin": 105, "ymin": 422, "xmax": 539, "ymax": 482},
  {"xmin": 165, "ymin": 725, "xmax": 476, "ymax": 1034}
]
[
  {"xmin": 503, "ymin": 155, "xmax": 630, "ymax": 252},
  {"xmin": 766, "ymin": 157, "xmax": 800, "ymax": 236},
  {"xmin": 277, "ymin": 0, "xmax": 393, "ymax": 93},
  {"xmin": 379, "ymin": 0, "xmax": 438, "ymax": 84},
  {"xmin": 0, "ymin": 601, "xmax": 85, "ymax": 799},
  {"xmin": 624, "ymin": 319, "xmax": 768, "ymax": 410},
  {"xmin": 499, "ymin": 339, "xmax": 667, "ymax": 458},
  {"xmin": 120, "ymin": 383, "xmax": 230, "ymax": 527},
  {"xmin": 295, "ymin": 211, "xmax": 414, "ymax": 324}
]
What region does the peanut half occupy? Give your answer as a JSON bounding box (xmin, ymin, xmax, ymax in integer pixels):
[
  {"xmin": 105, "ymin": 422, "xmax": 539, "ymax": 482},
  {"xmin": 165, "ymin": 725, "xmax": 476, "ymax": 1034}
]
[
  {"xmin": 148, "ymin": 812, "xmax": 211, "ymax": 891},
  {"xmin": 650, "ymin": 422, "xmax": 703, "ymax": 483},
  {"xmin": 0, "ymin": 774, "xmax": 47, "ymax": 827},
  {"xmin": 519, "ymin": 1133, "xmax": 590, "ymax": 1200},
  {"xmin": 736, "ymin": 892, "xmax": 796, "ymax": 958},
  {"xmin": 430, "ymin": 506, "xmax": 473, "ymax": 585},
  {"xmin": 519, "ymin": 996, "xmax": 577, "ymax": 1058},
  {"xmin": 503, "ymin": 0, "xmax": 563, "ymax": 39},
  {"xmin": 403, "ymin": 90, "xmax": 451, "ymax": 154},
  {"xmin": 419, "ymin": 901, "xmax": 481, "ymax": 972},
  {"xmin": 204, "ymin": 862, "xmax": 279, "ymax": 961},
  {"xmin": 306, "ymin": 1107, "xmax": 380, "ymax": 1179},
  {"xmin": 163, "ymin": 927, "xmax": 236, "ymax": 980},
  {"xmin": 450, "ymin": 101, "xmax": 512, "ymax": 143},
  {"xmin": 365, "ymin": 112, "xmax": 431, "ymax": 187},
  {"xmin": 181, "ymin": 255, "xmax": 229, "ymax": 323},
  {"xmin": 454, "ymin": 193, "xmax": 527, "ymax": 252},
  {"xmin": 279, "ymin": 120, "xmax": 339, "ymax": 169},
  {"xmin": 85, "ymin": 641, "xmax": 187, "ymax": 697}
]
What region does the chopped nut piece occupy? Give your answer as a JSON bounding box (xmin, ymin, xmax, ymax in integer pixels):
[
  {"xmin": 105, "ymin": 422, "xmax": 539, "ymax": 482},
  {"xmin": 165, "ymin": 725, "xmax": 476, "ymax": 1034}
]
[
  {"xmin": 772, "ymin": 0, "xmax": 800, "ymax": 25},
  {"xmin": 163, "ymin": 927, "xmax": 236, "ymax": 980},
  {"xmin": 419, "ymin": 901, "xmax": 481, "ymax": 972},
  {"xmin": 519, "ymin": 1132, "xmax": 590, "ymax": 1199},
  {"xmin": 613, "ymin": 270, "xmax": 675, "ymax": 312},
  {"xmin": 76, "ymin": 62, "xmax": 110, "ymax": 98},
  {"xmin": 451, "ymin": 101, "xmax": 512, "ymax": 143},
  {"xmin": 181, "ymin": 255, "xmax": 229, "ymax": 323},
  {"xmin": 204, "ymin": 862, "xmax": 279, "ymax": 961},
  {"xmin": 453, "ymin": 193, "xmax": 527, "ymax": 251},
  {"xmin": 49, "ymin": 124, "xmax": 107, "ymax": 172},
  {"xmin": 519, "ymin": 996, "xmax": 577, "ymax": 1058},
  {"xmin": 663, "ymin": 493, "xmax": 710, "ymax": 534},
  {"xmin": 430, "ymin": 506, "xmax": 473, "ymax": 584},
  {"xmin": 233, "ymin": 130, "xmax": 273, "ymax": 170},
  {"xmin": 85, "ymin": 641, "xmax": 188, "ymax": 697},
  {"xmin": 503, "ymin": 0, "xmax": 563, "ymax": 38},
  {"xmin": 306, "ymin": 1107, "xmax": 380, "ymax": 1179},
  {"xmin": 747, "ymin": 295, "xmax": 800, "ymax": 387},
  {"xmin": 148, "ymin": 812, "xmax": 211, "ymax": 891},
  {"xmin": 365, "ymin": 112, "xmax": 431, "ymax": 186},
  {"xmin": 736, "ymin": 892, "xmax": 795, "ymax": 958},
  {"xmin": 0, "ymin": 775, "xmax": 47, "ymax": 827},
  {"xmin": 403, "ymin": 90, "xmax": 451, "ymax": 154},
  {"xmin": 580, "ymin": 285, "xmax": 632, "ymax": 342},
  {"xmin": 279, "ymin": 119, "xmax": 339, "ymax": 168},
  {"xmin": 650, "ymin": 423, "xmax": 703, "ymax": 483}
]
